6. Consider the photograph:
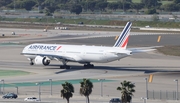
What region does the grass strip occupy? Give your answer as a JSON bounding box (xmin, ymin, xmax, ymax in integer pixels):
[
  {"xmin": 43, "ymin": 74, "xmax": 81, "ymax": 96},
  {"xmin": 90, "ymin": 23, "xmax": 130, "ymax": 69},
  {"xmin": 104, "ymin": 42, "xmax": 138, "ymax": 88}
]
[
  {"xmin": 0, "ymin": 70, "xmax": 31, "ymax": 77},
  {"xmin": 157, "ymin": 45, "xmax": 180, "ymax": 56}
]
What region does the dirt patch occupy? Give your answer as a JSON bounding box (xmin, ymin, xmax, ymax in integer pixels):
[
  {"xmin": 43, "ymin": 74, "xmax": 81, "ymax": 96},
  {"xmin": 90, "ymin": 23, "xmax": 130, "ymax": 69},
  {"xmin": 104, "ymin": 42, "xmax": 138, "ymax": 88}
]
[
  {"xmin": 157, "ymin": 45, "xmax": 180, "ymax": 56},
  {"xmin": 0, "ymin": 36, "xmax": 19, "ymax": 38},
  {"xmin": 0, "ymin": 22, "xmax": 180, "ymax": 33}
]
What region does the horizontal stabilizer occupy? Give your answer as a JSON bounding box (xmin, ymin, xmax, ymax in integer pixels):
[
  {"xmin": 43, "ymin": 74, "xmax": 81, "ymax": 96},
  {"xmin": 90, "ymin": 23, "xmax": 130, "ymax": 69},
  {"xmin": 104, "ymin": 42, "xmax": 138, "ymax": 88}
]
[{"xmin": 128, "ymin": 46, "xmax": 162, "ymax": 54}]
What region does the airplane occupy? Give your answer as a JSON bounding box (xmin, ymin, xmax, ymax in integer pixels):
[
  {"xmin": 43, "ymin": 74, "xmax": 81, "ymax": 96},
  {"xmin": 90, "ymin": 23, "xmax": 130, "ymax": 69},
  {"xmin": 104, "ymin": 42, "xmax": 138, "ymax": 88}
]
[{"xmin": 21, "ymin": 22, "xmax": 155, "ymax": 69}]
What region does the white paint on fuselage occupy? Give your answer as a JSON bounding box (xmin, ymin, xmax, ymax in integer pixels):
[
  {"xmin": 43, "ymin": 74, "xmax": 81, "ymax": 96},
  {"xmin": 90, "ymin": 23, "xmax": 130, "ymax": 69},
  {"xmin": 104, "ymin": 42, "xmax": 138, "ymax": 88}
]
[{"xmin": 22, "ymin": 43, "xmax": 131, "ymax": 63}]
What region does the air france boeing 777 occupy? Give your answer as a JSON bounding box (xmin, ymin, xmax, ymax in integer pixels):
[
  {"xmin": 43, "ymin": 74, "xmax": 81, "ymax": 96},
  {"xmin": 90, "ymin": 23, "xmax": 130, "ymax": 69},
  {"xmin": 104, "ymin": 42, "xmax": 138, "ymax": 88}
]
[{"xmin": 21, "ymin": 22, "xmax": 155, "ymax": 69}]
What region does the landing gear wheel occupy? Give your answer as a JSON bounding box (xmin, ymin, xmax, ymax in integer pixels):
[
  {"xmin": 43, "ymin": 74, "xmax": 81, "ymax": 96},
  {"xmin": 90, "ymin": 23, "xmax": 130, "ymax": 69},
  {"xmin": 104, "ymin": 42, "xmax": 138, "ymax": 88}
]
[
  {"xmin": 60, "ymin": 65, "xmax": 65, "ymax": 69},
  {"xmin": 90, "ymin": 64, "xmax": 94, "ymax": 68},
  {"xmin": 84, "ymin": 64, "xmax": 88, "ymax": 68},
  {"xmin": 84, "ymin": 64, "xmax": 94, "ymax": 68},
  {"xmin": 30, "ymin": 62, "xmax": 34, "ymax": 65}
]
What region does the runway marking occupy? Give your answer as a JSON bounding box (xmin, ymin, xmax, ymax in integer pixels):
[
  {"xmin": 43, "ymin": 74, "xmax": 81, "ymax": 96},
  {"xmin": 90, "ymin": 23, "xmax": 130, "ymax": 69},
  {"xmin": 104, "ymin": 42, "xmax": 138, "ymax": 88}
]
[
  {"xmin": 72, "ymin": 33, "xmax": 179, "ymax": 39},
  {"xmin": 148, "ymin": 74, "xmax": 153, "ymax": 83},
  {"xmin": 115, "ymin": 36, "xmax": 118, "ymax": 40},
  {"xmin": 157, "ymin": 36, "xmax": 161, "ymax": 42}
]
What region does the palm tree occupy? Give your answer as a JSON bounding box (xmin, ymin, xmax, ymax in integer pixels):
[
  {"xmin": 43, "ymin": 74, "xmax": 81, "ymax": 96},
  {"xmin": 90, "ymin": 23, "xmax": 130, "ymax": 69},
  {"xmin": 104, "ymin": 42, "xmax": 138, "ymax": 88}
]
[
  {"xmin": 117, "ymin": 80, "xmax": 135, "ymax": 103},
  {"xmin": 61, "ymin": 82, "xmax": 74, "ymax": 103},
  {"xmin": 79, "ymin": 78, "xmax": 93, "ymax": 103}
]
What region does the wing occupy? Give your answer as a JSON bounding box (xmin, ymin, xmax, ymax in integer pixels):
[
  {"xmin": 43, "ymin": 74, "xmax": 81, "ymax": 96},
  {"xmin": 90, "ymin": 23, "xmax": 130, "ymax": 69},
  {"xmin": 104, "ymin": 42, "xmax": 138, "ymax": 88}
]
[
  {"xmin": 21, "ymin": 53, "xmax": 78, "ymax": 61},
  {"xmin": 127, "ymin": 46, "xmax": 162, "ymax": 54}
]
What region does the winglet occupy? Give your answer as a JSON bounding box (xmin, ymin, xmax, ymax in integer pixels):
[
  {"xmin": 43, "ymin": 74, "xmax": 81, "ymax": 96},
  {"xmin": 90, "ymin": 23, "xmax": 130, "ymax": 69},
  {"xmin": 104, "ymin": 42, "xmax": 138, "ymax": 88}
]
[{"xmin": 113, "ymin": 22, "xmax": 132, "ymax": 49}]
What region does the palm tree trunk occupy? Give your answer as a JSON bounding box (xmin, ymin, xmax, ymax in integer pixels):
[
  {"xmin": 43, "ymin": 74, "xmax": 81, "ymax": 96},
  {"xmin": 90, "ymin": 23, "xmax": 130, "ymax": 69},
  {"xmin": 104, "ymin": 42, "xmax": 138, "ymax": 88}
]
[
  {"xmin": 125, "ymin": 94, "xmax": 127, "ymax": 103},
  {"xmin": 86, "ymin": 96, "xmax": 90, "ymax": 103},
  {"xmin": 66, "ymin": 98, "xmax": 69, "ymax": 103}
]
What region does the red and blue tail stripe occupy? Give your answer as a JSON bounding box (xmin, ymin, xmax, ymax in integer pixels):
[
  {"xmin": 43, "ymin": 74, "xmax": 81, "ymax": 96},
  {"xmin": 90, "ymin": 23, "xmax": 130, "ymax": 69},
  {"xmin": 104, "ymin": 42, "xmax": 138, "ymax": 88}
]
[{"xmin": 113, "ymin": 22, "xmax": 132, "ymax": 49}]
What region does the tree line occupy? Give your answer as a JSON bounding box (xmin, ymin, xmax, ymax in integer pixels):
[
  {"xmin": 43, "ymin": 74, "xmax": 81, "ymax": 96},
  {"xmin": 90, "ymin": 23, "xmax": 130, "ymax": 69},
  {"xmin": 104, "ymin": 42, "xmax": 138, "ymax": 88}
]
[
  {"xmin": 0, "ymin": 0, "xmax": 180, "ymax": 15},
  {"xmin": 61, "ymin": 78, "xmax": 135, "ymax": 103}
]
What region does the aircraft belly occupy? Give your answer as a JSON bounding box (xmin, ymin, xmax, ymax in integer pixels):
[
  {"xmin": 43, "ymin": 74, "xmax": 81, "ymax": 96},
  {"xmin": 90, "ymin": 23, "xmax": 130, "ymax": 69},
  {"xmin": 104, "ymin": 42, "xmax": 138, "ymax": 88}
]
[
  {"xmin": 80, "ymin": 55, "xmax": 103, "ymax": 62},
  {"xmin": 101, "ymin": 56, "xmax": 119, "ymax": 63},
  {"xmin": 81, "ymin": 54, "xmax": 119, "ymax": 63},
  {"xmin": 24, "ymin": 55, "xmax": 36, "ymax": 59},
  {"xmin": 99, "ymin": 54, "xmax": 129, "ymax": 63},
  {"xmin": 118, "ymin": 54, "xmax": 129, "ymax": 59}
]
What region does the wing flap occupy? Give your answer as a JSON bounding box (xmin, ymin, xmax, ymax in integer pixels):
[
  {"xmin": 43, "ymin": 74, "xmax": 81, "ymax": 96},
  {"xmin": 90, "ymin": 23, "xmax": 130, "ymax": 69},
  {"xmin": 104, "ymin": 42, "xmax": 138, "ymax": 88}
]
[{"xmin": 21, "ymin": 53, "xmax": 76, "ymax": 61}]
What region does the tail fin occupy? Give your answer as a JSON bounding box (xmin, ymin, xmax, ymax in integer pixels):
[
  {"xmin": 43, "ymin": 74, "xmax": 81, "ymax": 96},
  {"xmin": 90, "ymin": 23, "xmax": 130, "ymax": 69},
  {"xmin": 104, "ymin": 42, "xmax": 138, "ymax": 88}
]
[{"xmin": 113, "ymin": 22, "xmax": 132, "ymax": 49}]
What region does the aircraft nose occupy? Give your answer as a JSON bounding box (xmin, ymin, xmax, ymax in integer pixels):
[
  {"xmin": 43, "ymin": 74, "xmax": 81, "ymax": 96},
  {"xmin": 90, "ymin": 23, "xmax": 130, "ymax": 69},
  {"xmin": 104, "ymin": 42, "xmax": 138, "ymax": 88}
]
[{"xmin": 22, "ymin": 45, "xmax": 29, "ymax": 54}]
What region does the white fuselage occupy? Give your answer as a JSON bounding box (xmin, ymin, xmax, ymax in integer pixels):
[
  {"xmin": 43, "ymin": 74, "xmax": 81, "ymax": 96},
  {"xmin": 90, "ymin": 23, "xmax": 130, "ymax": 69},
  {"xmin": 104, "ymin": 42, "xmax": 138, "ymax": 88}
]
[{"xmin": 22, "ymin": 43, "xmax": 132, "ymax": 63}]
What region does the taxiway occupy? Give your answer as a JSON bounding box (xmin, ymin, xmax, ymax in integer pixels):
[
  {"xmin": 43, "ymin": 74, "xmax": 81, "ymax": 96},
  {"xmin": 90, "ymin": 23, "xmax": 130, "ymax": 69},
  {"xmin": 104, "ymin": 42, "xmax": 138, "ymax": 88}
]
[{"xmin": 0, "ymin": 29, "xmax": 180, "ymax": 103}]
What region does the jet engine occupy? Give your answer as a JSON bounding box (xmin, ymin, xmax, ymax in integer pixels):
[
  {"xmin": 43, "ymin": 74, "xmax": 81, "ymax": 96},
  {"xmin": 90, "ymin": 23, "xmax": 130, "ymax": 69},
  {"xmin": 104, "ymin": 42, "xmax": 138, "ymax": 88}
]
[{"xmin": 34, "ymin": 56, "xmax": 50, "ymax": 66}]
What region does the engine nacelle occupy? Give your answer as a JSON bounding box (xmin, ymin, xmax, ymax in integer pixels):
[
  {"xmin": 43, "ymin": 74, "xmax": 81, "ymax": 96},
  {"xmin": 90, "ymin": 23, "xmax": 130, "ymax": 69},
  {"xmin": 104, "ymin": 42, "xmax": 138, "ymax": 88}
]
[{"xmin": 34, "ymin": 56, "xmax": 50, "ymax": 66}]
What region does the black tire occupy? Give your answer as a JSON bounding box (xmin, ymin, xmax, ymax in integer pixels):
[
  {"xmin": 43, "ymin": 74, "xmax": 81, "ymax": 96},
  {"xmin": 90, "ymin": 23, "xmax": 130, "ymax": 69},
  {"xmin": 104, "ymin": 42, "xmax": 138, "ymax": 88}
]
[
  {"xmin": 60, "ymin": 65, "xmax": 65, "ymax": 69},
  {"xmin": 84, "ymin": 64, "xmax": 94, "ymax": 68},
  {"xmin": 30, "ymin": 62, "xmax": 34, "ymax": 65},
  {"xmin": 83, "ymin": 64, "xmax": 87, "ymax": 68},
  {"xmin": 90, "ymin": 64, "xmax": 94, "ymax": 68}
]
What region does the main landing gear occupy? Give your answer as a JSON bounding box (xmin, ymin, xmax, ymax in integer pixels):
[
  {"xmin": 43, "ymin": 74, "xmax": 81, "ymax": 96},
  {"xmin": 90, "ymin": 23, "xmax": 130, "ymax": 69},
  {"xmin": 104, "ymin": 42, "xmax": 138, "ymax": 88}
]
[
  {"xmin": 30, "ymin": 59, "xmax": 34, "ymax": 65},
  {"xmin": 59, "ymin": 61, "xmax": 94, "ymax": 69},
  {"xmin": 60, "ymin": 60, "xmax": 71, "ymax": 69},
  {"xmin": 84, "ymin": 63, "xmax": 94, "ymax": 68}
]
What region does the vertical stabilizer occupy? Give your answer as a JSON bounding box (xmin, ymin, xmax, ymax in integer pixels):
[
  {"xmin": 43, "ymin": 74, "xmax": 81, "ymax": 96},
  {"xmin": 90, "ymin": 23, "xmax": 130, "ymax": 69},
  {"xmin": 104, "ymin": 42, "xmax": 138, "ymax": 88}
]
[{"xmin": 113, "ymin": 22, "xmax": 132, "ymax": 49}]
